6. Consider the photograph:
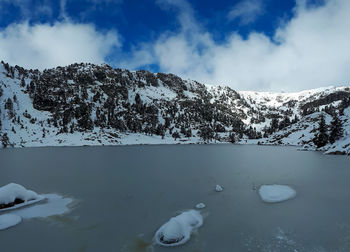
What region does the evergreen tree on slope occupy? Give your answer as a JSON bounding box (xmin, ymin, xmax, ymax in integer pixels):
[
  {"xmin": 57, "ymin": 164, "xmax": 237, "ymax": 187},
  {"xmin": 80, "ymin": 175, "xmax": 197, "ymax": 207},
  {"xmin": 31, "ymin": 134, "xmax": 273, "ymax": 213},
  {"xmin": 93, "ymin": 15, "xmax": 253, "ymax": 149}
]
[
  {"xmin": 313, "ymin": 114, "xmax": 329, "ymax": 148},
  {"xmin": 329, "ymin": 114, "xmax": 343, "ymax": 144}
]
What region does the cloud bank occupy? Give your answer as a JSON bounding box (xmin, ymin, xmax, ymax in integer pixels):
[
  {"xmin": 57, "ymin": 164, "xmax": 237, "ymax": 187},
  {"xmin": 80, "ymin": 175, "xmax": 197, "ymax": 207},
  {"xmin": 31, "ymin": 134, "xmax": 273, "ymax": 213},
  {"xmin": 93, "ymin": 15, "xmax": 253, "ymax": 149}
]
[
  {"xmin": 1, "ymin": 0, "xmax": 349, "ymax": 91},
  {"xmin": 0, "ymin": 21, "xmax": 120, "ymax": 70},
  {"xmin": 124, "ymin": 0, "xmax": 350, "ymax": 91}
]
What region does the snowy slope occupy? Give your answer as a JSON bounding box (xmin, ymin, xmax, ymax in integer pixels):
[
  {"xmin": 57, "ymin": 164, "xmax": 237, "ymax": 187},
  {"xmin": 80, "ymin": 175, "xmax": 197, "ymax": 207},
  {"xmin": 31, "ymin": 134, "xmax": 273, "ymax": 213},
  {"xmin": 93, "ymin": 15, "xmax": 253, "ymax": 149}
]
[
  {"xmin": 0, "ymin": 61, "xmax": 350, "ymax": 155},
  {"xmin": 324, "ymin": 107, "xmax": 350, "ymax": 155}
]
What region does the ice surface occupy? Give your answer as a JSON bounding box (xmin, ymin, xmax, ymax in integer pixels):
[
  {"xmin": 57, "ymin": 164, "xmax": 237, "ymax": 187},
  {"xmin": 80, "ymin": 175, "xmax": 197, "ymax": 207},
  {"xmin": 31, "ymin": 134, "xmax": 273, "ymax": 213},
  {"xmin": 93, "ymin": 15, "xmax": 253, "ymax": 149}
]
[
  {"xmin": 258, "ymin": 185, "xmax": 296, "ymax": 203},
  {"xmin": 0, "ymin": 183, "xmax": 42, "ymax": 209},
  {"xmin": 0, "ymin": 214, "xmax": 22, "ymax": 230},
  {"xmin": 154, "ymin": 210, "xmax": 203, "ymax": 247},
  {"xmin": 195, "ymin": 203, "xmax": 206, "ymax": 209},
  {"xmin": 215, "ymin": 185, "xmax": 223, "ymax": 192}
]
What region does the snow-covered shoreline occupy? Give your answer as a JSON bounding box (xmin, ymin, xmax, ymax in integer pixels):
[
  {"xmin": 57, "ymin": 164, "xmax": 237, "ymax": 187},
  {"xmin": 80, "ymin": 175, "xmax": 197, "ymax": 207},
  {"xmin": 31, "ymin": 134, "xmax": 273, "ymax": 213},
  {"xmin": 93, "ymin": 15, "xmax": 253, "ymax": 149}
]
[{"xmin": 0, "ymin": 131, "xmax": 348, "ymax": 156}]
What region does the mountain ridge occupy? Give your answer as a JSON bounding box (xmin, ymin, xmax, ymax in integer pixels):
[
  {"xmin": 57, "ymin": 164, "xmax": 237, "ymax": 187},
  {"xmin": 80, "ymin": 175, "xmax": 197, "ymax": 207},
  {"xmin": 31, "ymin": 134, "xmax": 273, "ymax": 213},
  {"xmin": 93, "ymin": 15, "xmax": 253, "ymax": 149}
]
[{"xmin": 0, "ymin": 61, "xmax": 349, "ymax": 154}]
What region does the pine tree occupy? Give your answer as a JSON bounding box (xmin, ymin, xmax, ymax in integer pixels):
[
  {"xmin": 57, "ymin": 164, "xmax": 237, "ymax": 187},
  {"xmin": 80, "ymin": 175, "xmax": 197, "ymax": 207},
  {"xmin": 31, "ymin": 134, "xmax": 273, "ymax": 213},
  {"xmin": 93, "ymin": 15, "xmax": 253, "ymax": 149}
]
[
  {"xmin": 229, "ymin": 132, "xmax": 235, "ymax": 143},
  {"xmin": 198, "ymin": 125, "xmax": 214, "ymax": 143},
  {"xmin": 20, "ymin": 77, "xmax": 26, "ymax": 87},
  {"xmin": 292, "ymin": 115, "xmax": 299, "ymax": 123},
  {"xmin": 1, "ymin": 133, "xmax": 9, "ymax": 148},
  {"xmin": 312, "ymin": 114, "xmax": 329, "ymax": 148},
  {"xmin": 185, "ymin": 128, "xmax": 192, "ymax": 138},
  {"xmin": 172, "ymin": 131, "xmax": 180, "ymax": 140},
  {"xmin": 269, "ymin": 117, "xmax": 279, "ymax": 134},
  {"xmin": 329, "ymin": 114, "xmax": 343, "ymax": 144}
]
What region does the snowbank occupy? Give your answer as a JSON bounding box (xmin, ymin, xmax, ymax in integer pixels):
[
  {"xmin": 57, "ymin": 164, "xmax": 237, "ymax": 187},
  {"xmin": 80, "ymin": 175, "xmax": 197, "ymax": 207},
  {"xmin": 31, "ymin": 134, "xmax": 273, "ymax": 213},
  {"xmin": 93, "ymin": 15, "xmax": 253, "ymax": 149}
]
[
  {"xmin": 258, "ymin": 185, "xmax": 296, "ymax": 203},
  {"xmin": 0, "ymin": 214, "xmax": 22, "ymax": 230},
  {"xmin": 0, "ymin": 183, "xmax": 45, "ymax": 211},
  {"xmin": 154, "ymin": 210, "xmax": 203, "ymax": 247}
]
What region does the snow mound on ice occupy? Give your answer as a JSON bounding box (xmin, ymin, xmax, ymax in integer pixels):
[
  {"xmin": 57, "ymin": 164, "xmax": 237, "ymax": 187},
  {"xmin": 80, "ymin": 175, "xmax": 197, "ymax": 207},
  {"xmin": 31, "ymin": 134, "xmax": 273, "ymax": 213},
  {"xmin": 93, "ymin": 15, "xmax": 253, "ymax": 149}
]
[
  {"xmin": 155, "ymin": 210, "xmax": 203, "ymax": 247},
  {"xmin": 0, "ymin": 183, "xmax": 45, "ymax": 211},
  {"xmin": 0, "ymin": 214, "xmax": 22, "ymax": 230},
  {"xmin": 215, "ymin": 185, "xmax": 223, "ymax": 192},
  {"xmin": 0, "ymin": 183, "xmax": 38, "ymax": 204},
  {"xmin": 195, "ymin": 203, "xmax": 206, "ymax": 209},
  {"xmin": 258, "ymin": 185, "xmax": 296, "ymax": 203}
]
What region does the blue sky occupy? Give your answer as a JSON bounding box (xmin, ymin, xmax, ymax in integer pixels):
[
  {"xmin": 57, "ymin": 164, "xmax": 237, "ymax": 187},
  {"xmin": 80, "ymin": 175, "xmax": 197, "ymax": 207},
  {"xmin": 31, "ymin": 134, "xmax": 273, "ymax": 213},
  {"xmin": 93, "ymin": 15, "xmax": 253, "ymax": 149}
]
[
  {"xmin": 0, "ymin": 1, "xmax": 294, "ymax": 41},
  {"xmin": 0, "ymin": 0, "xmax": 349, "ymax": 91}
]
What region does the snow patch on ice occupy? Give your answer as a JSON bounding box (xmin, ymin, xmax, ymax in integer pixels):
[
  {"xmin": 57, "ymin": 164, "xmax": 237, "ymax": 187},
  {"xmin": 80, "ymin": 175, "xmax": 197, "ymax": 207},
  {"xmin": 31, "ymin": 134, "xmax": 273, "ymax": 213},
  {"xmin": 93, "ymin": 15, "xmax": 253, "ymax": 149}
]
[
  {"xmin": 154, "ymin": 210, "xmax": 203, "ymax": 247},
  {"xmin": 0, "ymin": 214, "xmax": 22, "ymax": 230},
  {"xmin": 258, "ymin": 185, "xmax": 296, "ymax": 203},
  {"xmin": 0, "ymin": 193, "xmax": 72, "ymax": 231},
  {"xmin": 195, "ymin": 203, "xmax": 206, "ymax": 209},
  {"xmin": 215, "ymin": 185, "xmax": 223, "ymax": 192},
  {"xmin": 0, "ymin": 195, "xmax": 46, "ymax": 212},
  {"xmin": 11, "ymin": 194, "xmax": 72, "ymax": 219}
]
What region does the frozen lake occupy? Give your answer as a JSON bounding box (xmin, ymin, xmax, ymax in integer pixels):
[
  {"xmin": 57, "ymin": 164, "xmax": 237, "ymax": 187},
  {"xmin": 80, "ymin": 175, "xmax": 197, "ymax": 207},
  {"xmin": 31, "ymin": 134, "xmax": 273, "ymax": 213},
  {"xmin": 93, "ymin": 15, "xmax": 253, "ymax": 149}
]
[{"xmin": 1, "ymin": 144, "xmax": 350, "ymax": 251}]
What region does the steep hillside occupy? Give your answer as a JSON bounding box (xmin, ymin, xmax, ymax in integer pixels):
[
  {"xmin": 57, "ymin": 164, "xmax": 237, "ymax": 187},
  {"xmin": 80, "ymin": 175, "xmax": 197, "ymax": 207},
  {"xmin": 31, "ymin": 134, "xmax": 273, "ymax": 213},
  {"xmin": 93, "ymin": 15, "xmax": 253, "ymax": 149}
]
[
  {"xmin": 239, "ymin": 87, "xmax": 350, "ymax": 154},
  {"xmin": 0, "ymin": 61, "xmax": 349, "ymax": 154}
]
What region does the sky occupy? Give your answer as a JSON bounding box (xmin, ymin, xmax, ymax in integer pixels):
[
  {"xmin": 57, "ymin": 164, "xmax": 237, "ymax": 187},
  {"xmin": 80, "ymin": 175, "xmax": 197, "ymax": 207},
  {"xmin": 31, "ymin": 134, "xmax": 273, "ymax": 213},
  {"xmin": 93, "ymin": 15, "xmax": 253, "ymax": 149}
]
[{"xmin": 0, "ymin": 0, "xmax": 349, "ymax": 91}]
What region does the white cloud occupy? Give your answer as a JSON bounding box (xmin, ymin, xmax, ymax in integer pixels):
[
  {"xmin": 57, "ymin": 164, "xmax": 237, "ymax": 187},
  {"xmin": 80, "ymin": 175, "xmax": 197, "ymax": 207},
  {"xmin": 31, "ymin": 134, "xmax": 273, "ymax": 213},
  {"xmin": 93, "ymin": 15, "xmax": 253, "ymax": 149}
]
[
  {"xmin": 227, "ymin": 0, "xmax": 264, "ymax": 25},
  {"xmin": 0, "ymin": 21, "xmax": 120, "ymax": 70},
  {"xmin": 124, "ymin": 0, "xmax": 350, "ymax": 91}
]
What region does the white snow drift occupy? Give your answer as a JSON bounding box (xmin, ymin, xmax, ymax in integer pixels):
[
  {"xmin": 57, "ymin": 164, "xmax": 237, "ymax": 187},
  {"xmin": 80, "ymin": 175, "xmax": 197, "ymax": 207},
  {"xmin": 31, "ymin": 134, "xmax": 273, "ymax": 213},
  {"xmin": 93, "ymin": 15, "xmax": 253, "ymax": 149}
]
[
  {"xmin": 154, "ymin": 210, "xmax": 203, "ymax": 247},
  {"xmin": 0, "ymin": 183, "xmax": 45, "ymax": 211},
  {"xmin": 0, "ymin": 214, "xmax": 22, "ymax": 230},
  {"xmin": 258, "ymin": 185, "xmax": 296, "ymax": 203}
]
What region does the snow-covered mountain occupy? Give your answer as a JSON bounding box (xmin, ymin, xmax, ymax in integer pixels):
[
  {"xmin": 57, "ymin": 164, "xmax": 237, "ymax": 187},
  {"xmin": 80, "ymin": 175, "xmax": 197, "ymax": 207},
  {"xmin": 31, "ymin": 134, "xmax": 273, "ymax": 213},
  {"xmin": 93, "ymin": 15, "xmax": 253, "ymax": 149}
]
[{"xmin": 0, "ymin": 61, "xmax": 349, "ymax": 154}]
